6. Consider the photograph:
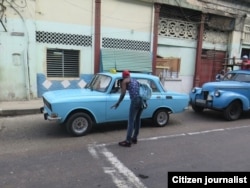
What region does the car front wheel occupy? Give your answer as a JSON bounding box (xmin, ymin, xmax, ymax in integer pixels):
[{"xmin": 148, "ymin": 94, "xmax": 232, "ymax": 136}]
[
  {"xmin": 153, "ymin": 109, "xmax": 169, "ymax": 127},
  {"xmin": 223, "ymin": 101, "xmax": 242, "ymax": 121},
  {"xmin": 66, "ymin": 112, "xmax": 93, "ymax": 136},
  {"xmin": 191, "ymin": 104, "xmax": 204, "ymax": 113}
]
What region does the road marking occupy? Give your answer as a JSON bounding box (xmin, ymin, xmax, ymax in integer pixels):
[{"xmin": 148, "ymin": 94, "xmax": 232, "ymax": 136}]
[
  {"xmin": 188, "ymin": 128, "xmax": 224, "ymax": 135},
  {"xmin": 88, "ymin": 125, "xmax": 250, "ymax": 187},
  {"xmin": 88, "ymin": 145, "xmax": 147, "ymax": 188},
  {"xmin": 188, "ymin": 125, "xmax": 250, "ymax": 135}
]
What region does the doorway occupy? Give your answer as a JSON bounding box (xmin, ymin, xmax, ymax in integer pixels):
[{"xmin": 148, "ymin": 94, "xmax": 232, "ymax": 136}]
[{"xmin": 199, "ymin": 49, "xmax": 226, "ymax": 86}]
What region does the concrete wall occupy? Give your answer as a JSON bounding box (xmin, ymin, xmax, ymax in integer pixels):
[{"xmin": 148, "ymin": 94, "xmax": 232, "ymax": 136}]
[
  {"xmin": 0, "ymin": 1, "xmax": 90, "ymax": 100},
  {"xmin": 0, "ymin": 0, "xmax": 36, "ymax": 100},
  {"xmin": 157, "ymin": 37, "xmax": 196, "ymax": 93},
  {"xmin": 0, "ymin": 0, "xmax": 95, "ymax": 100},
  {"xmin": 36, "ymin": 0, "xmax": 153, "ymax": 98}
]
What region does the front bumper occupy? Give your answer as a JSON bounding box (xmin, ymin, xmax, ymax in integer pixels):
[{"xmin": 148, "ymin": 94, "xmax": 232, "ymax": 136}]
[{"xmin": 40, "ymin": 107, "xmax": 61, "ymax": 121}]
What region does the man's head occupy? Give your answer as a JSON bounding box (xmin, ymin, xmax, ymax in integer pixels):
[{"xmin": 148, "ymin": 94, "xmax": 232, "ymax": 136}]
[
  {"xmin": 122, "ymin": 70, "xmax": 130, "ymax": 78},
  {"xmin": 243, "ymin": 55, "xmax": 248, "ymax": 60}
]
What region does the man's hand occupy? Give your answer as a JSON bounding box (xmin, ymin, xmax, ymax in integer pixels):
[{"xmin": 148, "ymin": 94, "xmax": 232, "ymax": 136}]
[
  {"xmin": 111, "ymin": 103, "xmax": 119, "ymax": 109},
  {"xmin": 111, "ymin": 78, "xmax": 127, "ymax": 109}
]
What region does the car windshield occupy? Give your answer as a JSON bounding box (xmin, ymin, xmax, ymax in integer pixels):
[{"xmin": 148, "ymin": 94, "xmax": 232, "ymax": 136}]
[
  {"xmin": 222, "ymin": 73, "xmax": 250, "ymax": 82},
  {"xmin": 85, "ymin": 74, "xmax": 111, "ymax": 92}
]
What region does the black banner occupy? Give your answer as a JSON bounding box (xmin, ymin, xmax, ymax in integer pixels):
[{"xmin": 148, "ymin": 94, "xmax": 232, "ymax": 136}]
[{"xmin": 168, "ymin": 172, "xmax": 250, "ymax": 188}]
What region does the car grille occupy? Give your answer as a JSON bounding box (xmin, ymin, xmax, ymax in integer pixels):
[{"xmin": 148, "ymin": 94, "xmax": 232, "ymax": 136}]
[
  {"xmin": 202, "ymin": 91, "xmax": 209, "ymax": 100},
  {"xmin": 43, "ymin": 97, "xmax": 52, "ymax": 111}
]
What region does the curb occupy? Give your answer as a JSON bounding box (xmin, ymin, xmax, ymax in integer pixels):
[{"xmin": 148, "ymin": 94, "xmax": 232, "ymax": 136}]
[{"xmin": 0, "ymin": 108, "xmax": 41, "ymax": 117}]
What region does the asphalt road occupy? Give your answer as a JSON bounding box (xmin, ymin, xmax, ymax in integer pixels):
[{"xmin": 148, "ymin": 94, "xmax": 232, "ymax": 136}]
[{"xmin": 0, "ymin": 109, "xmax": 250, "ymax": 188}]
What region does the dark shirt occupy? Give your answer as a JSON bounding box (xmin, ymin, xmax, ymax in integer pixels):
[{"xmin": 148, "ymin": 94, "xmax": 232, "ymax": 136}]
[{"xmin": 127, "ymin": 78, "xmax": 140, "ymax": 99}]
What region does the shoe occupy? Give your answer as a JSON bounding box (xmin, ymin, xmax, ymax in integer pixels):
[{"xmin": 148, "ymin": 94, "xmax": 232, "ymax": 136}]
[
  {"xmin": 118, "ymin": 140, "xmax": 131, "ymax": 147},
  {"xmin": 131, "ymin": 138, "xmax": 137, "ymax": 144}
]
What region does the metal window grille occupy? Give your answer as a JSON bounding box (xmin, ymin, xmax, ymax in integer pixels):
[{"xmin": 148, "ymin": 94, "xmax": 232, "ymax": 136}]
[
  {"xmin": 102, "ymin": 37, "xmax": 150, "ymax": 51},
  {"xmin": 46, "ymin": 49, "xmax": 79, "ymax": 78}
]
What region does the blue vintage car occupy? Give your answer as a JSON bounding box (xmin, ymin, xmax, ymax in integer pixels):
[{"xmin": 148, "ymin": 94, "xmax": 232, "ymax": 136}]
[
  {"xmin": 41, "ymin": 72, "xmax": 189, "ymax": 136},
  {"xmin": 190, "ymin": 70, "xmax": 250, "ymax": 121}
]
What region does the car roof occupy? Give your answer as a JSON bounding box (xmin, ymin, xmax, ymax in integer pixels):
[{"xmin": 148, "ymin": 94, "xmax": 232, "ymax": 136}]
[
  {"xmin": 229, "ymin": 70, "xmax": 250, "ymax": 74},
  {"xmin": 98, "ymin": 71, "xmax": 159, "ymax": 80}
]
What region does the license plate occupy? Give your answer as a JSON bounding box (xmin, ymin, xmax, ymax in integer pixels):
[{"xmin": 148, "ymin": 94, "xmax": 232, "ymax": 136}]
[{"xmin": 196, "ymin": 99, "xmax": 206, "ymax": 104}]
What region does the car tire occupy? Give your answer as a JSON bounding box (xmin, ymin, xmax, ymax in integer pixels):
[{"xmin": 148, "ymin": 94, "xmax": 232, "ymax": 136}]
[
  {"xmin": 223, "ymin": 101, "xmax": 242, "ymax": 121},
  {"xmin": 191, "ymin": 104, "xmax": 204, "ymax": 113},
  {"xmin": 66, "ymin": 112, "xmax": 93, "ymax": 136},
  {"xmin": 153, "ymin": 109, "xmax": 169, "ymax": 127}
]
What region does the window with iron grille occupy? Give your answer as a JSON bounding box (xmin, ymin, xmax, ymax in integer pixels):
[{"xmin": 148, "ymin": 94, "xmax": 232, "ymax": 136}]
[{"xmin": 46, "ymin": 49, "xmax": 80, "ymax": 78}]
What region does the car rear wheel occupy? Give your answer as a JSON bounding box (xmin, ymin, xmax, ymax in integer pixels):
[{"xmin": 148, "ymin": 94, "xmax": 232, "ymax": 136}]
[
  {"xmin": 153, "ymin": 109, "xmax": 169, "ymax": 127},
  {"xmin": 66, "ymin": 112, "xmax": 93, "ymax": 136},
  {"xmin": 223, "ymin": 101, "xmax": 242, "ymax": 121}
]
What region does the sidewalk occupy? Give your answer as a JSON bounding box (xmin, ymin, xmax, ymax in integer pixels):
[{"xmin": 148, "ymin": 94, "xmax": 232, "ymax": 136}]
[{"xmin": 0, "ymin": 99, "xmax": 43, "ymax": 116}]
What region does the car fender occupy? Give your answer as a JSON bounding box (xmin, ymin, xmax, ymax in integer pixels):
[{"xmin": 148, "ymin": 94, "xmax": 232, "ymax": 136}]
[
  {"xmin": 155, "ymin": 106, "xmax": 173, "ymax": 114},
  {"xmin": 213, "ymin": 90, "xmax": 249, "ymax": 110},
  {"xmin": 63, "ymin": 106, "xmax": 98, "ymax": 124},
  {"xmin": 189, "ymin": 87, "xmax": 202, "ymax": 102}
]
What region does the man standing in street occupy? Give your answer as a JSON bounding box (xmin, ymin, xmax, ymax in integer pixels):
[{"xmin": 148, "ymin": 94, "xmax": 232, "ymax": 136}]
[{"xmin": 111, "ymin": 70, "xmax": 143, "ymax": 147}]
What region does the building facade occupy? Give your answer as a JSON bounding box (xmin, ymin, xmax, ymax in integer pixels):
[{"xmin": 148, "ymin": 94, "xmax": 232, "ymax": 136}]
[{"xmin": 0, "ymin": 0, "xmax": 249, "ymax": 101}]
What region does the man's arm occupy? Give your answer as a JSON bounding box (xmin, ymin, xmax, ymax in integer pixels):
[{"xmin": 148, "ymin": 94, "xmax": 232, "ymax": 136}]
[{"xmin": 111, "ymin": 78, "xmax": 129, "ymax": 109}]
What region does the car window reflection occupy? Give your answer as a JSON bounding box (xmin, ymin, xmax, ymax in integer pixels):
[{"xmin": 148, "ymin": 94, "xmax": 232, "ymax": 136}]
[{"xmin": 223, "ymin": 73, "xmax": 250, "ymax": 82}]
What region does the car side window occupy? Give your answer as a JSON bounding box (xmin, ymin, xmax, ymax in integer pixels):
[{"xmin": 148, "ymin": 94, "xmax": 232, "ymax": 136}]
[
  {"xmin": 150, "ymin": 81, "xmax": 159, "ymax": 92},
  {"xmin": 235, "ymin": 74, "xmax": 250, "ymax": 82},
  {"xmin": 136, "ymin": 79, "xmax": 159, "ymax": 92},
  {"xmin": 223, "ymin": 73, "xmax": 234, "ymax": 80},
  {"xmin": 244, "ymin": 75, "xmax": 250, "ymax": 82},
  {"xmin": 110, "ymin": 79, "xmax": 122, "ymax": 93}
]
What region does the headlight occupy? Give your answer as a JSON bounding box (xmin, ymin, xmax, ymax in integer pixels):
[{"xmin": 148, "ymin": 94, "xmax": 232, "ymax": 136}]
[
  {"xmin": 214, "ymin": 90, "xmax": 220, "ymax": 97},
  {"xmin": 191, "ymin": 88, "xmax": 196, "ymax": 93}
]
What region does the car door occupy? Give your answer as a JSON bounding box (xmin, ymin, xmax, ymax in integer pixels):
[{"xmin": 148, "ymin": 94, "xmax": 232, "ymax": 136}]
[
  {"xmin": 106, "ymin": 78, "xmax": 164, "ymax": 121},
  {"xmin": 139, "ymin": 79, "xmax": 164, "ymax": 118},
  {"xmin": 106, "ymin": 79, "xmax": 130, "ymax": 121}
]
